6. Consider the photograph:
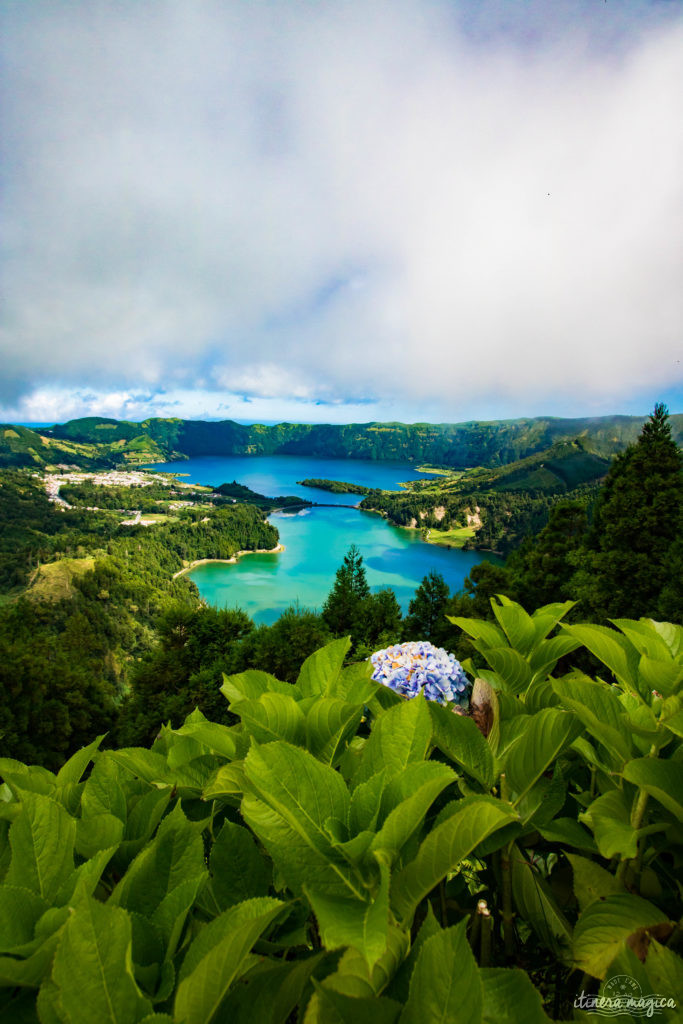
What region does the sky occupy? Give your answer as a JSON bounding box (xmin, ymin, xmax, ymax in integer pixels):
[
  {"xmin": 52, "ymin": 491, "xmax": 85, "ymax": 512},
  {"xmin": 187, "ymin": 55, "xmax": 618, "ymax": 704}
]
[{"xmin": 1, "ymin": 0, "xmax": 682, "ymax": 427}]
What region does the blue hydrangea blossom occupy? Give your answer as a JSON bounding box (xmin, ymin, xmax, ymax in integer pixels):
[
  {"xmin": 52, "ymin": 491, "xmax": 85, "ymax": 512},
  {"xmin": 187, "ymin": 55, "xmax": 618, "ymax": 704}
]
[{"xmin": 370, "ymin": 641, "xmax": 470, "ymax": 706}]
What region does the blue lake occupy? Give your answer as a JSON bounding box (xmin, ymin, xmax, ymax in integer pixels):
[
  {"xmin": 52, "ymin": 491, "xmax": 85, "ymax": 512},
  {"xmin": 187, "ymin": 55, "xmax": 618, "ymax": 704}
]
[{"xmin": 146, "ymin": 455, "xmax": 500, "ymax": 624}]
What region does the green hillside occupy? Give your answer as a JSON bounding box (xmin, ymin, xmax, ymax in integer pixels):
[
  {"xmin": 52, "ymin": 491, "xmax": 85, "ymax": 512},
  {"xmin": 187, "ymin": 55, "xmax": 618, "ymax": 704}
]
[{"xmin": 37, "ymin": 411, "xmax": 683, "ymax": 468}]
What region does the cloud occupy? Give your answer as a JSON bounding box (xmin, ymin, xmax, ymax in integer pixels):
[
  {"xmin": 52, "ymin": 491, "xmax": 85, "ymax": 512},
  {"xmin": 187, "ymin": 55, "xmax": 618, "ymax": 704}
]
[{"xmin": 0, "ymin": 0, "xmax": 681, "ymax": 422}]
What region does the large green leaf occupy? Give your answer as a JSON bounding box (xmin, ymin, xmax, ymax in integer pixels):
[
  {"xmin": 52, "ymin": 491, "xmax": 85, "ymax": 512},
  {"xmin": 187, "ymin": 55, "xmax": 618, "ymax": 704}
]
[
  {"xmin": 110, "ymin": 803, "xmax": 206, "ymax": 920},
  {"xmin": 561, "ymin": 624, "xmax": 640, "ymax": 695},
  {"xmin": 51, "ymin": 895, "xmax": 152, "ymax": 1024},
  {"xmin": 322, "ymin": 926, "xmax": 410, "ymax": 999},
  {"xmin": 481, "ymin": 968, "xmax": 553, "ymax": 1024},
  {"xmin": 622, "ymin": 758, "xmax": 683, "ymax": 823},
  {"xmin": 81, "ymin": 756, "xmax": 127, "ymax": 822},
  {"xmin": 205, "ymin": 820, "xmax": 270, "ymax": 913},
  {"xmin": 174, "ymin": 898, "xmax": 285, "ymax": 1024},
  {"xmin": 297, "ymin": 637, "xmax": 351, "ymax": 697},
  {"xmin": 371, "ymin": 764, "xmax": 455, "ymax": 863},
  {"xmin": 504, "ymin": 708, "xmax": 580, "ymax": 804},
  {"xmin": 510, "ymin": 845, "xmax": 573, "ymax": 963},
  {"xmin": 448, "ymin": 616, "xmax": 506, "ymax": 649},
  {"xmin": 566, "ymin": 853, "xmax": 624, "ymax": 912},
  {"xmin": 167, "ymin": 719, "xmax": 240, "ymax": 761},
  {"xmin": 0, "ymin": 884, "xmax": 49, "ymax": 953},
  {"xmin": 573, "ymin": 893, "xmax": 669, "ymax": 978},
  {"xmin": 306, "ymin": 854, "xmax": 390, "ymax": 968},
  {"xmin": 6, "ymin": 790, "xmax": 76, "ymax": 903},
  {"xmin": 349, "ymin": 771, "xmax": 387, "ymax": 834},
  {"xmin": 305, "ymin": 982, "xmax": 402, "ymax": 1024},
  {"xmin": 479, "ymin": 648, "xmax": 532, "ymax": 695},
  {"xmin": 233, "ymin": 693, "xmax": 305, "ymax": 746},
  {"xmin": 55, "ymin": 735, "xmax": 105, "ymax": 788},
  {"xmin": 219, "ymin": 953, "xmax": 326, "ymax": 1024},
  {"xmin": 305, "ymin": 698, "xmax": 364, "ymax": 766},
  {"xmin": 491, "ymin": 596, "xmax": 537, "ymax": 655},
  {"xmin": 429, "ymin": 704, "xmax": 495, "ymax": 789},
  {"xmin": 242, "ymin": 741, "xmax": 359, "ymax": 899},
  {"xmin": 221, "ymin": 670, "xmax": 294, "ymax": 704},
  {"xmin": 552, "ymin": 675, "xmax": 633, "ymax": 767},
  {"xmin": 353, "ymin": 694, "xmax": 432, "ymax": 788},
  {"xmin": 391, "ymin": 798, "xmax": 517, "ymax": 924},
  {"xmin": 400, "ymin": 919, "xmax": 482, "ymax": 1024},
  {"xmin": 580, "ymin": 790, "xmax": 638, "ymax": 860}
]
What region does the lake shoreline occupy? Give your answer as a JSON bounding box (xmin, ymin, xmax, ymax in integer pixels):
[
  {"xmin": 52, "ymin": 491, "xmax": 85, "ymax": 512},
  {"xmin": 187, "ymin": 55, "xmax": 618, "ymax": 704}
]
[{"xmin": 173, "ymin": 543, "xmax": 285, "ymax": 578}]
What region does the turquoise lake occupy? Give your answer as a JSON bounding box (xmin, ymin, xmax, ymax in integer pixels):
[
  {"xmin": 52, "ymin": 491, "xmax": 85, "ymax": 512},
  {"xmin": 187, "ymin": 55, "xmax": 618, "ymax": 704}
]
[{"xmin": 147, "ymin": 455, "xmax": 501, "ymax": 624}]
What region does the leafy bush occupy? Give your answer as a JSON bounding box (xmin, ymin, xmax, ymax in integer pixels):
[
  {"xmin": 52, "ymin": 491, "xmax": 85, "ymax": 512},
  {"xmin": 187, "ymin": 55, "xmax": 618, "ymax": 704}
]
[{"xmin": 1, "ymin": 606, "xmax": 682, "ymax": 1022}]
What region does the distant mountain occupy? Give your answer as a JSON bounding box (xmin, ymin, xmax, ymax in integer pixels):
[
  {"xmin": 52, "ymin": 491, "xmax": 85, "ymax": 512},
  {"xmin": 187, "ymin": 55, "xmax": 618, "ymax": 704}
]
[{"xmin": 2, "ymin": 412, "xmax": 681, "ymax": 471}]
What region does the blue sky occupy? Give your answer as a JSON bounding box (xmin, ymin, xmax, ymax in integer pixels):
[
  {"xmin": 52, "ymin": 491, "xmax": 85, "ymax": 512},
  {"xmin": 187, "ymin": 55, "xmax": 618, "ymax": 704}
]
[{"xmin": 1, "ymin": 0, "xmax": 681, "ymax": 426}]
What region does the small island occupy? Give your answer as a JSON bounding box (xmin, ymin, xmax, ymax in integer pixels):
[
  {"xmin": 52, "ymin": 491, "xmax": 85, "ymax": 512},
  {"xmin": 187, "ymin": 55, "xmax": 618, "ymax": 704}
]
[{"xmin": 297, "ymin": 477, "xmax": 371, "ymax": 495}]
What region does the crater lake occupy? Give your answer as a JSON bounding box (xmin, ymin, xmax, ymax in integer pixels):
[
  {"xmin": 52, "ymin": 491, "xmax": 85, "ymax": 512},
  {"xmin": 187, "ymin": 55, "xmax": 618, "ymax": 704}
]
[{"xmin": 146, "ymin": 454, "xmax": 501, "ymax": 623}]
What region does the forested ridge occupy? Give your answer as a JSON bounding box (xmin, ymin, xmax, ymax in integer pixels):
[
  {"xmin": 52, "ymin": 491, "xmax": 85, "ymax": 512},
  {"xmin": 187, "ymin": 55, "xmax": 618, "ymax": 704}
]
[{"xmin": 2, "ymin": 411, "xmax": 682, "ymax": 470}]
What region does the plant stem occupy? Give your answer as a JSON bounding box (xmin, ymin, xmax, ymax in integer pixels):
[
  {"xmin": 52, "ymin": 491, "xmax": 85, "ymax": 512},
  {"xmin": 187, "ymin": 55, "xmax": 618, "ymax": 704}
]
[
  {"xmin": 500, "ymin": 842, "xmax": 515, "ymax": 961},
  {"xmin": 480, "ymin": 912, "xmax": 493, "ymax": 967}
]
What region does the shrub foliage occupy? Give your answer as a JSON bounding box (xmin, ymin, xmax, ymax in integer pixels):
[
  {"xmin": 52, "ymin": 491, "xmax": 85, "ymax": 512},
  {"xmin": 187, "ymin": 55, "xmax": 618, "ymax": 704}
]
[{"xmin": 1, "ymin": 604, "xmax": 682, "ymax": 1022}]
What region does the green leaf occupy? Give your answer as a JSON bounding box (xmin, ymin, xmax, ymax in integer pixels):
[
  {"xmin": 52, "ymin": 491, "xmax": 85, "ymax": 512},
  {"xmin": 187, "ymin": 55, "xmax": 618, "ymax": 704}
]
[
  {"xmin": 174, "ymin": 898, "xmax": 285, "ymax": 1024},
  {"xmin": 55, "ymin": 735, "xmax": 105, "ymax": 789},
  {"xmin": 566, "ymin": 853, "xmax": 624, "ymax": 912},
  {"xmin": 203, "ymin": 763, "xmax": 246, "ymax": 800},
  {"xmin": 242, "ymin": 741, "xmax": 358, "ymax": 899},
  {"xmin": 110, "ymin": 803, "xmax": 206, "ymax": 920},
  {"xmin": 481, "ymin": 968, "xmax": 553, "ymax": 1024},
  {"xmin": 573, "ymin": 893, "xmax": 669, "ymax": 978},
  {"xmin": 106, "ymin": 749, "xmax": 170, "ymax": 785},
  {"xmin": 400, "ymin": 918, "xmax": 482, "ymax": 1024},
  {"xmin": 234, "ymin": 693, "xmax": 305, "ymax": 746},
  {"xmin": 429, "ymin": 704, "xmax": 495, "ymax": 789},
  {"xmin": 220, "ymin": 953, "xmax": 326, "ymax": 1024},
  {"xmin": 638, "ymin": 655, "xmax": 683, "ymax": 698},
  {"xmin": 328, "ymin": 660, "xmax": 378, "ymax": 704},
  {"xmin": 448, "ymin": 617, "xmax": 506, "ymax": 649},
  {"xmin": 580, "ymin": 790, "xmax": 638, "ymax": 860},
  {"xmin": 353, "ymin": 693, "xmax": 432, "ymax": 788},
  {"xmin": 221, "ymin": 669, "xmax": 293, "ymax": 704},
  {"xmin": 76, "ymin": 813, "xmax": 125, "ymax": 860},
  {"xmin": 510, "ymin": 844, "xmax": 573, "ymax": 963},
  {"xmin": 561, "ymin": 624, "xmax": 640, "ymax": 695},
  {"xmin": 51, "ymin": 895, "xmax": 152, "ymax": 1024},
  {"xmin": 536, "ymin": 818, "xmax": 596, "ymax": 852},
  {"xmin": 322, "ymin": 925, "xmax": 410, "ymax": 999},
  {"xmin": 297, "ymin": 637, "xmax": 351, "ymax": 697},
  {"xmin": 0, "ymin": 884, "xmax": 49, "ymax": 953},
  {"xmin": 169, "ymin": 719, "xmax": 239, "ymax": 760},
  {"xmin": 504, "ymin": 708, "xmax": 580, "ymax": 804},
  {"xmin": 305, "ymin": 982, "xmax": 402, "ymax": 1024},
  {"xmin": 491, "ymin": 596, "xmax": 537, "ymax": 656},
  {"xmin": 622, "ymin": 758, "xmax": 683, "ymax": 822},
  {"xmin": 371, "ymin": 764, "xmax": 455, "ymax": 863},
  {"xmin": 385, "ymin": 904, "xmax": 440, "ymax": 1005},
  {"xmin": 349, "ymin": 771, "xmax": 387, "ymax": 834},
  {"xmin": 306, "ymin": 854, "xmax": 390, "ymax": 969},
  {"xmin": 6, "ymin": 791, "xmax": 76, "ymax": 902},
  {"xmin": 81, "ymin": 756, "xmax": 127, "ymax": 822},
  {"xmin": 392, "ymin": 798, "xmax": 517, "ymax": 924},
  {"xmin": 56, "ymin": 846, "xmax": 117, "ymax": 905},
  {"xmin": 305, "ymin": 698, "xmax": 364, "ymax": 766},
  {"xmin": 206, "ymin": 820, "xmax": 270, "ymax": 912},
  {"xmin": 479, "ymin": 648, "xmax": 532, "ymax": 695},
  {"xmin": 552, "ymin": 675, "xmax": 633, "ymax": 767}
]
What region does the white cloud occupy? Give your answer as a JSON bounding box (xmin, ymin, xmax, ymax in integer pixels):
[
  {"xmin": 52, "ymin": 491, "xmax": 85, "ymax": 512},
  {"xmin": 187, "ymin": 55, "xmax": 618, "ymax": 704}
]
[{"xmin": 0, "ymin": 0, "xmax": 681, "ymax": 421}]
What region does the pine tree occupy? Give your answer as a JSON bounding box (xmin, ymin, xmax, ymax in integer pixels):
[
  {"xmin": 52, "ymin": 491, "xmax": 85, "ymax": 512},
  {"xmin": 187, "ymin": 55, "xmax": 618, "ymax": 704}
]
[
  {"xmin": 573, "ymin": 404, "xmax": 683, "ymax": 620},
  {"xmin": 404, "ymin": 570, "xmax": 452, "ymax": 645},
  {"xmin": 322, "ymin": 544, "xmax": 370, "ymax": 637}
]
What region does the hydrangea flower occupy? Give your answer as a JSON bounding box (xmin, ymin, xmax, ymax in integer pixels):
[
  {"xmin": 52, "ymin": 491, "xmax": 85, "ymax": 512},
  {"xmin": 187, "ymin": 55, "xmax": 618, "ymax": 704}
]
[{"xmin": 370, "ymin": 641, "xmax": 470, "ymax": 706}]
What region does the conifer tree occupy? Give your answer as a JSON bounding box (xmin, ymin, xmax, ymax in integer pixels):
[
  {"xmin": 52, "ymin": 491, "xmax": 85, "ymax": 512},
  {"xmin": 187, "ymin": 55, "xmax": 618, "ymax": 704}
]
[
  {"xmin": 573, "ymin": 404, "xmax": 682, "ymax": 620},
  {"xmin": 322, "ymin": 544, "xmax": 370, "ymax": 637}
]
